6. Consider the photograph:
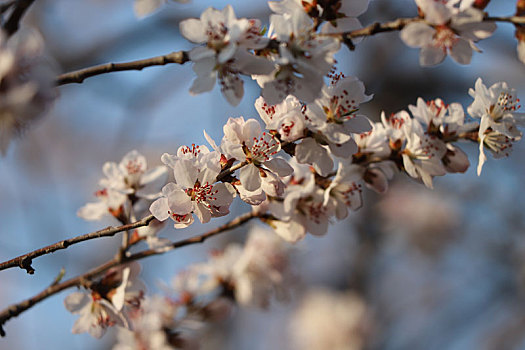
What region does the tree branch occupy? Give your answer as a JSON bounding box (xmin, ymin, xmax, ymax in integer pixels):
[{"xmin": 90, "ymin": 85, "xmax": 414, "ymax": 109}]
[
  {"xmin": 0, "ymin": 156, "xmax": 250, "ymax": 275},
  {"xmin": 335, "ymin": 15, "xmax": 525, "ymax": 49},
  {"xmin": 0, "ymin": 215, "xmax": 155, "ymax": 274},
  {"xmin": 53, "ymin": 15, "xmax": 524, "ymax": 86},
  {"xmin": 127, "ymin": 211, "xmax": 261, "ymax": 261},
  {"xmin": 485, "ymin": 16, "xmax": 525, "ymax": 25},
  {"xmin": 55, "ymin": 51, "xmax": 190, "ymax": 85},
  {"xmin": 0, "ymin": 211, "xmax": 260, "ymax": 337},
  {"xmin": 2, "ymin": 0, "xmax": 34, "ymax": 37}
]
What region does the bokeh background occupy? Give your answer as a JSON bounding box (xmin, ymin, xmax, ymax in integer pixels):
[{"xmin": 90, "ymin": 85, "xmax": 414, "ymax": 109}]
[{"xmin": 1, "ymin": 0, "xmax": 525, "ymax": 349}]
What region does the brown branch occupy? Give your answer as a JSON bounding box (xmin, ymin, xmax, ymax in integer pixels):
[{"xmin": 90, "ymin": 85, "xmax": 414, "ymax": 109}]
[
  {"xmin": 0, "ymin": 215, "xmax": 155, "ymax": 274},
  {"xmin": 2, "ymin": 0, "xmax": 34, "ymax": 37},
  {"xmin": 53, "ymin": 15, "xmax": 525, "ymax": 86},
  {"xmin": 486, "ymin": 15, "xmax": 525, "ymax": 25},
  {"xmin": 343, "ymin": 17, "xmax": 419, "ymax": 40},
  {"xmin": 56, "ymin": 51, "xmax": 190, "ymax": 85},
  {"xmin": 0, "ymin": 211, "xmax": 260, "ymax": 337},
  {"xmin": 0, "ymin": 1, "xmax": 16, "ymax": 14},
  {"xmin": 338, "ymin": 15, "xmax": 525, "ymax": 49},
  {"xmin": 0, "ymin": 156, "xmax": 250, "ymax": 275},
  {"xmin": 127, "ymin": 211, "xmax": 260, "ymax": 261},
  {"xmin": 0, "ymin": 258, "xmax": 118, "ymax": 337}
]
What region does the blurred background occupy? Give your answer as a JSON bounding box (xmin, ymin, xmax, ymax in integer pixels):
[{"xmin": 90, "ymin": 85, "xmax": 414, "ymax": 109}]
[{"xmin": 0, "ymin": 0, "xmax": 524, "ymax": 349}]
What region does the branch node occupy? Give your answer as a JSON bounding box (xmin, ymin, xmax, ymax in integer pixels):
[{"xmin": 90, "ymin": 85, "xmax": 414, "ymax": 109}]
[{"xmin": 20, "ymin": 257, "xmax": 34, "ymax": 274}]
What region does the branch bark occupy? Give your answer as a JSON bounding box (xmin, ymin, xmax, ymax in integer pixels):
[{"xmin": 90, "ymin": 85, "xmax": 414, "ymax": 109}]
[
  {"xmin": 0, "ymin": 211, "xmax": 259, "ymax": 337},
  {"xmin": 0, "ymin": 215, "xmax": 155, "ymax": 274},
  {"xmin": 2, "ymin": 0, "xmax": 34, "ymax": 37},
  {"xmin": 56, "ymin": 51, "xmax": 190, "ymax": 85},
  {"xmin": 53, "ymin": 15, "xmax": 525, "ymax": 86}
]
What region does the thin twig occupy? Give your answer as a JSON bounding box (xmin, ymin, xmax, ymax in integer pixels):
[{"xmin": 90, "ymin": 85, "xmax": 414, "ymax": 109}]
[
  {"xmin": 0, "ymin": 0, "xmax": 16, "ymax": 14},
  {"xmin": 342, "ymin": 17, "xmax": 419, "ymax": 40},
  {"xmin": 0, "ymin": 215, "xmax": 155, "ymax": 274},
  {"xmin": 2, "ymin": 0, "xmax": 34, "ymax": 37},
  {"xmin": 127, "ymin": 211, "xmax": 260, "ymax": 261},
  {"xmin": 0, "ymin": 158, "xmax": 249, "ymax": 275},
  {"xmin": 0, "ymin": 211, "xmax": 259, "ymax": 337},
  {"xmin": 485, "ymin": 16, "xmax": 525, "ymax": 25},
  {"xmin": 56, "ymin": 51, "xmax": 190, "ymax": 85}
]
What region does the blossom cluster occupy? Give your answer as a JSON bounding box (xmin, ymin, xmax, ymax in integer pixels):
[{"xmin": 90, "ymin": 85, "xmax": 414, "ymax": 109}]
[
  {"xmin": 0, "ymin": 0, "xmax": 517, "ymax": 347},
  {"xmin": 79, "ymin": 77, "xmax": 523, "ymax": 244},
  {"xmin": 78, "ymin": 150, "xmax": 169, "ymax": 247},
  {"xmin": 65, "ymin": 226, "xmax": 293, "ymax": 347},
  {"xmin": 71, "ymin": 75, "xmax": 522, "ymax": 346},
  {"xmin": 128, "ymin": 0, "xmax": 525, "ymax": 107},
  {"xmin": 400, "ymin": 0, "xmax": 496, "ymax": 66}
]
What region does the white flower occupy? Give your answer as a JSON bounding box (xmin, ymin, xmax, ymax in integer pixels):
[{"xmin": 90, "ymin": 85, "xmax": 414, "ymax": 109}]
[
  {"xmin": 323, "ymin": 162, "xmax": 363, "ymax": 220},
  {"xmin": 255, "ymin": 95, "xmax": 306, "ymax": 142},
  {"xmin": 305, "ymin": 75, "xmax": 372, "ymax": 150},
  {"xmin": 0, "ymin": 30, "xmax": 56, "ymax": 155},
  {"xmin": 180, "ymin": 6, "xmax": 273, "ymax": 105},
  {"xmin": 409, "ymin": 97, "xmax": 477, "ymax": 137},
  {"xmin": 401, "ymin": 120, "xmax": 447, "ymax": 188},
  {"xmin": 400, "ymin": 2, "xmax": 496, "ymax": 66},
  {"xmin": 408, "ymin": 98, "xmax": 474, "ymax": 173},
  {"xmin": 269, "ymin": 160, "xmax": 334, "ymax": 240},
  {"xmin": 150, "ymin": 145, "xmax": 235, "ymax": 227},
  {"xmin": 78, "ymin": 150, "xmax": 168, "ymax": 222},
  {"xmin": 133, "ymin": 0, "xmax": 190, "ymax": 18},
  {"xmin": 77, "ymin": 187, "xmax": 128, "ymax": 221},
  {"xmin": 100, "ymin": 150, "xmax": 168, "ymax": 199},
  {"xmin": 219, "ymin": 117, "xmax": 293, "ymax": 196},
  {"xmin": 254, "ymin": 4, "xmax": 340, "ymax": 104},
  {"xmin": 295, "ymin": 137, "xmax": 335, "ymax": 176},
  {"xmin": 381, "ymin": 110, "xmax": 412, "ymax": 147},
  {"xmin": 272, "ymin": 0, "xmax": 369, "ymax": 34},
  {"xmin": 467, "ymin": 78, "xmax": 524, "ymax": 175},
  {"xmin": 64, "ymin": 263, "xmax": 145, "ymax": 338},
  {"xmin": 113, "ymin": 296, "xmax": 179, "ymax": 350}
]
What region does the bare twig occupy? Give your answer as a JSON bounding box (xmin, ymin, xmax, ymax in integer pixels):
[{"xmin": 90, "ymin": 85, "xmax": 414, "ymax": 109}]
[
  {"xmin": 0, "ymin": 211, "xmax": 259, "ymax": 337},
  {"xmin": 0, "ymin": 157, "xmax": 251, "ymax": 275},
  {"xmin": 2, "ymin": 0, "xmax": 34, "ymax": 37},
  {"xmin": 0, "ymin": 215, "xmax": 155, "ymax": 274},
  {"xmin": 0, "ymin": 258, "xmax": 118, "ymax": 337},
  {"xmin": 342, "ymin": 17, "xmax": 419, "ymax": 40},
  {"xmin": 0, "ymin": 1, "xmax": 16, "ymax": 14},
  {"xmin": 56, "ymin": 51, "xmax": 190, "ymax": 85},
  {"xmin": 485, "ymin": 15, "xmax": 525, "ymax": 25},
  {"xmin": 127, "ymin": 211, "xmax": 260, "ymax": 261}
]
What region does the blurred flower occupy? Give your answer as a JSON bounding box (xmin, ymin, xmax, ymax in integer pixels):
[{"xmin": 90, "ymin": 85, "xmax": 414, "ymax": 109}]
[
  {"xmin": 173, "ymin": 226, "xmax": 293, "ymax": 308},
  {"xmin": 400, "ymin": 0, "xmax": 496, "ymax": 66},
  {"xmin": 0, "ymin": 29, "xmax": 56, "ymax": 155},
  {"xmin": 134, "ymin": 0, "xmax": 190, "ymax": 18},
  {"xmin": 64, "ymin": 263, "xmax": 145, "ymax": 339},
  {"xmin": 78, "ymin": 150, "xmax": 168, "ymax": 222},
  {"xmin": 289, "ymin": 288, "xmax": 368, "ymax": 350}
]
